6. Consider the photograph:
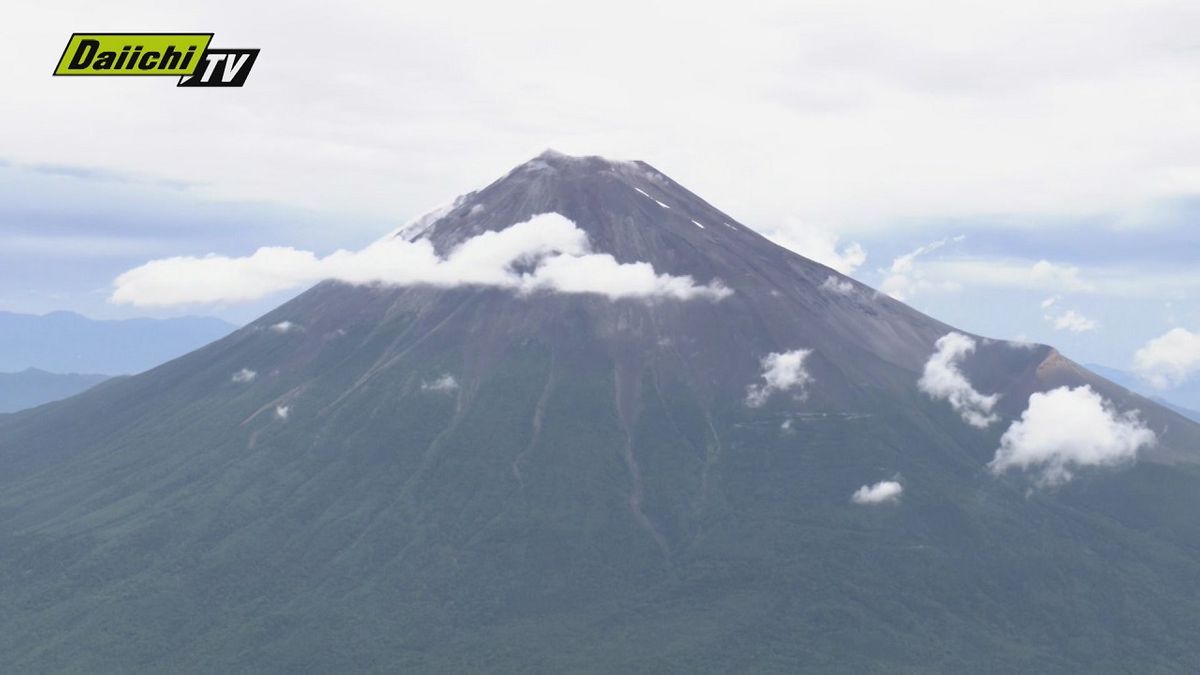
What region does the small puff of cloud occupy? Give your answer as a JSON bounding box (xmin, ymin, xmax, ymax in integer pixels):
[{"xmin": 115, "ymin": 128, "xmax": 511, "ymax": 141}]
[
  {"xmin": 421, "ymin": 374, "xmax": 459, "ymax": 393},
  {"xmin": 1134, "ymin": 327, "xmax": 1200, "ymax": 390},
  {"xmin": 1007, "ymin": 335, "xmax": 1038, "ymax": 350},
  {"xmin": 880, "ymin": 235, "xmax": 964, "ymax": 301},
  {"xmin": 746, "ymin": 349, "xmax": 813, "ymax": 407},
  {"xmin": 1040, "ymin": 297, "xmax": 1097, "ymax": 333},
  {"xmin": 765, "ymin": 222, "xmax": 866, "ymax": 275},
  {"xmin": 851, "ymin": 480, "xmax": 903, "ymax": 505},
  {"xmin": 231, "ymin": 368, "xmax": 257, "ymax": 383},
  {"xmin": 275, "ymin": 405, "xmax": 289, "ymax": 420},
  {"xmin": 110, "ymin": 213, "xmax": 732, "ymax": 307},
  {"xmin": 1051, "ymin": 309, "xmax": 1098, "ymax": 333},
  {"xmin": 989, "ymin": 385, "xmax": 1155, "ymax": 487},
  {"xmin": 918, "ymin": 332, "xmax": 999, "ymax": 428},
  {"xmin": 270, "ymin": 320, "xmax": 298, "ymax": 333},
  {"xmin": 1030, "ymin": 260, "xmax": 1093, "ymax": 293},
  {"xmin": 819, "ymin": 275, "xmax": 855, "ymax": 296}
]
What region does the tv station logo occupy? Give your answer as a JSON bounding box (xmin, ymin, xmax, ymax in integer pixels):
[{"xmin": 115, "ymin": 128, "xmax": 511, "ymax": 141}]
[{"xmin": 54, "ymin": 33, "xmax": 259, "ymax": 87}]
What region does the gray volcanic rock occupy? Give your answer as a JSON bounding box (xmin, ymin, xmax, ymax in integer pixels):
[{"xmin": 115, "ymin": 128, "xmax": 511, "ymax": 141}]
[{"xmin": 0, "ymin": 152, "xmax": 1198, "ymax": 672}]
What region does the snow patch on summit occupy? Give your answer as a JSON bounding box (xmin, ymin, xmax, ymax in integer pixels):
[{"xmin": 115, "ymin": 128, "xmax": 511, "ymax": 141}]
[{"xmin": 631, "ymin": 186, "xmax": 670, "ymax": 209}]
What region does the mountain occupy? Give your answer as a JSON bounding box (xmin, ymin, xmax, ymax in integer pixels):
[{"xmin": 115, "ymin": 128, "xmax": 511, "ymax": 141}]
[
  {"xmin": 1086, "ymin": 363, "xmax": 1200, "ymax": 422},
  {"xmin": 1159, "ymin": 400, "xmax": 1200, "ymax": 423},
  {"xmin": 1, "ymin": 151, "xmax": 1199, "ymax": 672},
  {"xmin": 0, "ymin": 368, "xmax": 110, "ymax": 413},
  {"xmin": 1163, "ymin": 402, "xmax": 1200, "ymax": 424},
  {"xmin": 0, "ymin": 310, "xmax": 237, "ymax": 375}
]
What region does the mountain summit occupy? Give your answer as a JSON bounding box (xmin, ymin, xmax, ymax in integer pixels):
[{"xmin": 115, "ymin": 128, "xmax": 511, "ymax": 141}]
[{"xmin": 2, "ymin": 153, "xmax": 1199, "ymax": 671}]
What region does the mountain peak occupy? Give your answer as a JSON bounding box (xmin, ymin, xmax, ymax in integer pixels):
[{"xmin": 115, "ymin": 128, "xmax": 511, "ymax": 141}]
[
  {"xmin": 396, "ymin": 151, "xmax": 746, "ymax": 259},
  {"xmin": 530, "ymin": 148, "xmax": 636, "ymax": 169}
]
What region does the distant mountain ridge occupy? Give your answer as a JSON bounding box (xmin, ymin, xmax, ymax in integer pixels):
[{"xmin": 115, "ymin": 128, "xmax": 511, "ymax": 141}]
[
  {"xmin": 0, "ymin": 310, "xmax": 236, "ymax": 375},
  {"xmin": 1085, "ymin": 363, "xmax": 1200, "ymax": 422},
  {"xmin": 0, "ymin": 368, "xmax": 110, "ymax": 414}
]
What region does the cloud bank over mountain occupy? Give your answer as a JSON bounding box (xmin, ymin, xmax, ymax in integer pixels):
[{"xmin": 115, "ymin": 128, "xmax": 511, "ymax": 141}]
[{"xmin": 111, "ymin": 213, "xmax": 731, "ymax": 307}]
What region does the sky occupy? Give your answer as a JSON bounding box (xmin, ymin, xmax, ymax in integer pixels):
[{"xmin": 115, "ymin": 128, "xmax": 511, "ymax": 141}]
[{"xmin": 2, "ymin": 0, "xmax": 1198, "ymax": 396}]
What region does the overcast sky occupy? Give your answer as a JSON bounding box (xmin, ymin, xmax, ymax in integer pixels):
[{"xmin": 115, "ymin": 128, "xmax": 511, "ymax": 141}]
[{"xmin": 2, "ymin": 0, "xmax": 1199, "ymax": 394}]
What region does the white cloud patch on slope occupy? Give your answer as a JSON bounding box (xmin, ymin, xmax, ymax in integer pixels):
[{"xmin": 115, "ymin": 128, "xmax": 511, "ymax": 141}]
[
  {"xmin": 1134, "ymin": 327, "xmax": 1200, "ymax": 390},
  {"xmin": 746, "ymin": 349, "xmax": 813, "ymax": 407},
  {"xmin": 918, "ymin": 332, "xmax": 1000, "ymax": 428},
  {"xmin": 820, "ymin": 275, "xmax": 855, "ymax": 295},
  {"xmin": 990, "ymin": 385, "xmax": 1155, "ymax": 487},
  {"xmin": 110, "ymin": 213, "xmax": 732, "ymax": 307},
  {"xmin": 421, "ymin": 374, "xmax": 459, "ymax": 393},
  {"xmin": 851, "ymin": 480, "xmax": 903, "ymax": 505},
  {"xmin": 231, "ymin": 368, "xmax": 257, "ymax": 383}
]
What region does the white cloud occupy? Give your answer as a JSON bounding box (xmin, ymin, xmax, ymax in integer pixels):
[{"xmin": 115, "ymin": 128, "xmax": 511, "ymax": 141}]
[
  {"xmin": 1134, "ymin": 327, "xmax": 1200, "ymax": 389},
  {"xmin": 880, "ymin": 236, "xmax": 964, "ymax": 300},
  {"xmin": 851, "ymin": 480, "xmax": 903, "ymax": 505},
  {"xmin": 270, "ymin": 320, "xmax": 298, "ymax": 333},
  {"xmin": 764, "ymin": 223, "xmax": 866, "ymax": 274},
  {"xmin": 990, "ymin": 385, "xmax": 1156, "ymax": 486},
  {"xmin": 1040, "ymin": 298, "xmax": 1098, "ymax": 332},
  {"xmin": 1029, "ymin": 260, "xmax": 1093, "ymax": 293},
  {"xmin": 6, "ymin": 0, "xmax": 1200, "ymax": 255},
  {"xmin": 421, "ymin": 374, "xmax": 459, "ymax": 393},
  {"xmin": 918, "ymin": 332, "xmax": 1000, "ymax": 428},
  {"xmin": 110, "ymin": 213, "xmax": 732, "ymax": 307},
  {"xmin": 819, "ymin": 275, "xmax": 855, "ymax": 295},
  {"xmin": 11, "ymin": 1, "xmax": 1200, "ymax": 234},
  {"xmin": 1008, "ymin": 335, "xmax": 1038, "ymax": 350},
  {"xmin": 1051, "ymin": 309, "xmax": 1098, "ymax": 333},
  {"xmin": 275, "ymin": 405, "xmax": 290, "ymax": 420},
  {"xmin": 904, "ymin": 258, "xmax": 1148, "ymax": 296},
  {"xmin": 231, "ymin": 368, "xmax": 257, "ymax": 383},
  {"xmin": 746, "ymin": 349, "xmax": 813, "ymax": 407}
]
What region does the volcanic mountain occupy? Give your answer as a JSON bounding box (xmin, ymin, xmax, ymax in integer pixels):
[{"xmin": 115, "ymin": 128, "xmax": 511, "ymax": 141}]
[{"xmin": 2, "ymin": 151, "xmax": 1199, "ymax": 672}]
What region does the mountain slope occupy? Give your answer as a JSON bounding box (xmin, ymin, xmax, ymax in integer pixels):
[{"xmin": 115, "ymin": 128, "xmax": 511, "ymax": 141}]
[
  {"xmin": 0, "ymin": 310, "xmax": 236, "ymax": 374},
  {"xmin": 1161, "ymin": 400, "xmax": 1200, "ymax": 423},
  {"xmin": 0, "ymin": 367, "xmax": 110, "ymax": 413},
  {"xmin": 1, "ymin": 152, "xmax": 1198, "ymax": 672}
]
